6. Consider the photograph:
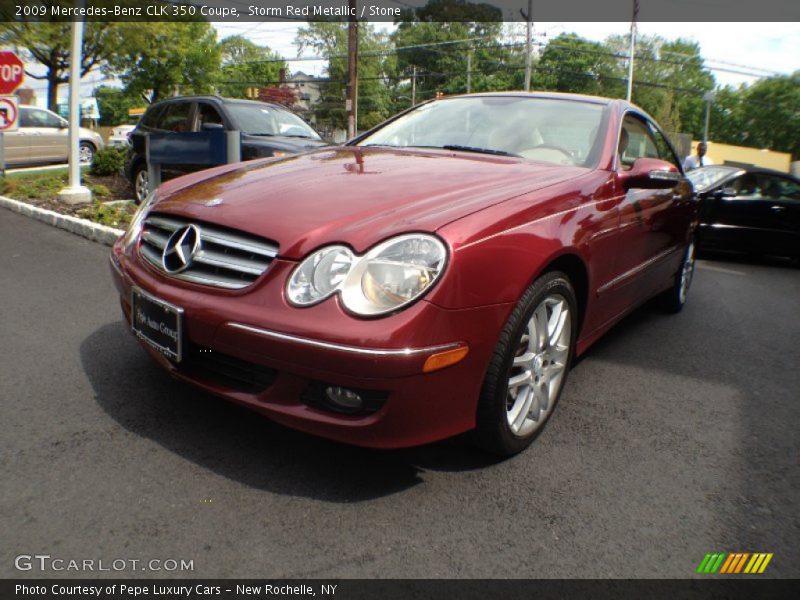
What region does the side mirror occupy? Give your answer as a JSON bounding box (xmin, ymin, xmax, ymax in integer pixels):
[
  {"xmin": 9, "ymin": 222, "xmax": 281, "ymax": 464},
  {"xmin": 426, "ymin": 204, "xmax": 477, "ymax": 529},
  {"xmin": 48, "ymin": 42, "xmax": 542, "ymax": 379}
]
[
  {"xmin": 59, "ymin": 120, "xmax": 68, "ymax": 129},
  {"xmin": 619, "ymin": 157, "xmax": 682, "ymax": 191},
  {"xmin": 201, "ymin": 122, "xmax": 224, "ymax": 131}
]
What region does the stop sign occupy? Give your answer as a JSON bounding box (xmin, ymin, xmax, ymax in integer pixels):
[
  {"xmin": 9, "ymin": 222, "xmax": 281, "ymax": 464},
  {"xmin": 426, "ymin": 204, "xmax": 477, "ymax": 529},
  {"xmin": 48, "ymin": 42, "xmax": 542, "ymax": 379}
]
[{"xmin": 0, "ymin": 51, "xmax": 24, "ymax": 95}]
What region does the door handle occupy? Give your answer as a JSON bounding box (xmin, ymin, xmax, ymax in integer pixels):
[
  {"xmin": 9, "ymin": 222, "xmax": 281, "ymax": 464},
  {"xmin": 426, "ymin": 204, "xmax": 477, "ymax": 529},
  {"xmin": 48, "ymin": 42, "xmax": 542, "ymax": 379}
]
[{"xmin": 770, "ymin": 205, "xmax": 786, "ymax": 212}]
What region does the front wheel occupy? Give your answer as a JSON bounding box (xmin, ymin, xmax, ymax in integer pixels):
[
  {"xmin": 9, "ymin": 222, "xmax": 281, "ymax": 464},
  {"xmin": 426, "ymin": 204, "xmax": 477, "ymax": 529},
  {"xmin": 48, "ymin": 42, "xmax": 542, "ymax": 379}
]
[
  {"xmin": 79, "ymin": 142, "xmax": 95, "ymax": 165},
  {"xmin": 474, "ymin": 272, "xmax": 577, "ymax": 457},
  {"xmin": 134, "ymin": 164, "xmax": 150, "ymax": 205},
  {"xmin": 658, "ymin": 240, "xmax": 696, "ymax": 313}
]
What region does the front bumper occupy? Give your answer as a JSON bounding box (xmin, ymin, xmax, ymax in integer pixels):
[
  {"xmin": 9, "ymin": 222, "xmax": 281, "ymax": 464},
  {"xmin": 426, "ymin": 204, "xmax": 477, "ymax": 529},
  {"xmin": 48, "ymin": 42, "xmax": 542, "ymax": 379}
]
[{"xmin": 109, "ymin": 242, "xmax": 512, "ymax": 448}]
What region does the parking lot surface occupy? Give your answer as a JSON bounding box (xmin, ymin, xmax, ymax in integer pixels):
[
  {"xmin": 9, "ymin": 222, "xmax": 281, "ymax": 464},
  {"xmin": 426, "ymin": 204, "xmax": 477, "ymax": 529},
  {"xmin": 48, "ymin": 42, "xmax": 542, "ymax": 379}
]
[{"xmin": 2, "ymin": 209, "xmax": 798, "ymax": 578}]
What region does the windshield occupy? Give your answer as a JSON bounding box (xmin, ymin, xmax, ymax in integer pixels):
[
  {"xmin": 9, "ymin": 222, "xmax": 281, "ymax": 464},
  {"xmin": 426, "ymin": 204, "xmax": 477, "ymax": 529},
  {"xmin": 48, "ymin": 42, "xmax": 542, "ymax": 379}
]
[
  {"xmin": 687, "ymin": 166, "xmax": 741, "ymax": 191},
  {"xmin": 356, "ymin": 96, "xmax": 608, "ymax": 167},
  {"xmin": 227, "ymin": 103, "xmax": 321, "ymax": 139}
]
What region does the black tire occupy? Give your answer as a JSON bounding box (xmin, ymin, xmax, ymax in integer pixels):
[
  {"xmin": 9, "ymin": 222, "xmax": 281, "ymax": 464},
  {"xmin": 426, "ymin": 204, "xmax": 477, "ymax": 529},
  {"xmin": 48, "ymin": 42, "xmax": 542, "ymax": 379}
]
[
  {"xmin": 474, "ymin": 271, "xmax": 578, "ymax": 457},
  {"xmin": 658, "ymin": 240, "xmax": 696, "ymax": 313},
  {"xmin": 79, "ymin": 142, "xmax": 95, "ymax": 165},
  {"xmin": 133, "ymin": 163, "xmax": 150, "ymax": 205}
]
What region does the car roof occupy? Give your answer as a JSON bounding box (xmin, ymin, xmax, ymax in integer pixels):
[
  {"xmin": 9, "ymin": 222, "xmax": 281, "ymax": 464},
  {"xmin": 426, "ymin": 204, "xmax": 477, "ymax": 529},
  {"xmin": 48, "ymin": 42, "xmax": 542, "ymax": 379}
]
[
  {"xmin": 447, "ymin": 91, "xmax": 626, "ymax": 107},
  {"xmin": 147, "ymin": 95, "xmax": 283, "ymax": 110}
]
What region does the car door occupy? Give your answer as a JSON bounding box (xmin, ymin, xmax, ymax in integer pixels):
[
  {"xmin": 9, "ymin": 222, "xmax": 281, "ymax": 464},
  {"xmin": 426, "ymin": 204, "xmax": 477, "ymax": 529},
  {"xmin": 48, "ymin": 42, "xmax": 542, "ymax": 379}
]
[
  {"xmin": 612, "ymin": 113, "xmax": 687, "ymax": 302},
  {"xmin": 151, "ymin": 100, "xmax": 195, "ymax": 177},
  {"xmin": 756, "ymin": 174, "xmax": 800, "ymax": 258},
  {"xmin": 25, "ymin": 107, "xmax": 68, "ymax": 162}
]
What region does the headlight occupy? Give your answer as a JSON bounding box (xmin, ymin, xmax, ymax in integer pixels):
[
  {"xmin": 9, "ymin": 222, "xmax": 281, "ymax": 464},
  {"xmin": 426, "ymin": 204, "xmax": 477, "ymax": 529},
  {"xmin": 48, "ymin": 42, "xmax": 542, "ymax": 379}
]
[
  {"xmin": 286, "ymin": 234, "xmax": 447, "ymax": 317},
  {"xmin": 123, "ymin": 190, "xmax": 156, "ymax": 250},
  {"xmin": 286, "ymin": 245, "xmax": 354, "ymax": 306}
]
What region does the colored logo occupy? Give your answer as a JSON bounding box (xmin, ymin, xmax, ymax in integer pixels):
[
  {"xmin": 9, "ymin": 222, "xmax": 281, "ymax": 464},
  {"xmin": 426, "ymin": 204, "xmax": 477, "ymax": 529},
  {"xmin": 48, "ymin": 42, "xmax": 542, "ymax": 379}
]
[{"xmin": 697, "ymin": 552, "xmax": 773, "ymax": 574}]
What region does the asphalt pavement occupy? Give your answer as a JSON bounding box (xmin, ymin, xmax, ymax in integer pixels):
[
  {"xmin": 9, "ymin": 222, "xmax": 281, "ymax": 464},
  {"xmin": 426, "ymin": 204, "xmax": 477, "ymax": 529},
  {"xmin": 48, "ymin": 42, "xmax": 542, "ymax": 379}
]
[{"xmin": 2, "ymin": 208, "xmax": 798, "ymax": 579}]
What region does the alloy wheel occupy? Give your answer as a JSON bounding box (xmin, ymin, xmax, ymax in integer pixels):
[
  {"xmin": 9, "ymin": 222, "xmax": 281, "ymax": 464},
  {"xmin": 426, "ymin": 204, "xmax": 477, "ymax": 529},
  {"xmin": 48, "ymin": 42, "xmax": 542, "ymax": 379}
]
[{"xmin": 506, "ymin": 294, "xmax": 571, "ymax": 437}]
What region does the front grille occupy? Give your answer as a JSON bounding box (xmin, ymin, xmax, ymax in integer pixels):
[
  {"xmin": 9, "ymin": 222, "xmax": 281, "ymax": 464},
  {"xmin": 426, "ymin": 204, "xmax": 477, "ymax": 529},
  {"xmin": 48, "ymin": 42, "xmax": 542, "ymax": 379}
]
[
  {"xmin": 180, "ymin": 344, "xmax": 277, "ymax": 394},
  {"xmin": 139, "ymin": 214, "xmax": 278, "ymax": 290}
]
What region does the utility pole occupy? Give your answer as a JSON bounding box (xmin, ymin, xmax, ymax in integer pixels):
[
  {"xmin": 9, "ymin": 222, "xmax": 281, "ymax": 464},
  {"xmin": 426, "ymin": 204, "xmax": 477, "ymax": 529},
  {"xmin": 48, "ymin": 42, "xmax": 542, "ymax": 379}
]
[
  {"xmin": 466, "ymin": 51, "xmax": 472, "ymax": 93},
  {"xmin": 703, "ymin": 91, "xmax": 715, "ymax": 144},
  {"xmin": 346, "ymin": 0, "xmax": 358, "ymax": 139},
  {"xmin": 626, "ymin": 0, "xmax": 638, "ymax": 102},
  {"xmin": 523, "ymin": 0, "xmax": 533, "ymax": 91},
  {"xmin": 411, "ymin": 65, "xmax": 416, "ymax": 106}
]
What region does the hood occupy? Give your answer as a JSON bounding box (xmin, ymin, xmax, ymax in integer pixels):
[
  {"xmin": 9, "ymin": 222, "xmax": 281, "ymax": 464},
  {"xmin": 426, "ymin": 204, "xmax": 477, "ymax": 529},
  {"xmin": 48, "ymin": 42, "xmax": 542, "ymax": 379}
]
[{"xmin": 153, "ymin": 147, "xmax": 589, "ymax": 258}]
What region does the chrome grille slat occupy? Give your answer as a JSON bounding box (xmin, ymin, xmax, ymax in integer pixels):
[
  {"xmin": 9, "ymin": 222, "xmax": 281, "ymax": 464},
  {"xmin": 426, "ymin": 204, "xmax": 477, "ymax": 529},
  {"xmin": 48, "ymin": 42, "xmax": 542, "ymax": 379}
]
[
  {"xmin": 139, "ymin": 214, "xmax": 278, "ymax": 290},
  {"xmin": 142, "ymin": 229, "xmax": 169, "ymax": 249},
  {"xmin": 193, "ymin": 249, "xmax": 267, "ymax": 276}
]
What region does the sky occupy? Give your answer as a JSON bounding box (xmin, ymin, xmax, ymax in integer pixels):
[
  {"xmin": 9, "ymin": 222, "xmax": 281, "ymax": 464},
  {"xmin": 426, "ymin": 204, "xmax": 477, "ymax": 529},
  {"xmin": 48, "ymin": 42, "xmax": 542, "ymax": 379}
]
[{"xmin": 212, "ymin": 21, "xmax": 800, "ymax": 88}]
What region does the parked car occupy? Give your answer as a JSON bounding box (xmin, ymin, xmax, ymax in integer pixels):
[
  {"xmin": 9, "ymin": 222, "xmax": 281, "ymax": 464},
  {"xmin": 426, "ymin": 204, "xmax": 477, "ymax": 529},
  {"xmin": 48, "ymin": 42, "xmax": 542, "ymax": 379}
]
[
  {"xmin": 2, "ymin": 105, "xmax": 103, "ymax": 167},
  {"xmin": 107, "ymin": 124, "xmax": 136, "ymax": 149},
  {"xmin": 688, "ymin": 165, "xmax": 800, "ymax": 261},
  {"xmin": 110, "ymin": 92, "xmax": 696, "ymax": 456},
  {"xmin": 125, "ymin": 96, "xmax": 327, "ymax": 203}
]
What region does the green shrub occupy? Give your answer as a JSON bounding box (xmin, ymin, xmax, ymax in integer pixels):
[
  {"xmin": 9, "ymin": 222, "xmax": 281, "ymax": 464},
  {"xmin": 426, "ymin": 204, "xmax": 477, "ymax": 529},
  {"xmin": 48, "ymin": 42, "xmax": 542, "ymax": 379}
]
[{"xmin": 90, "ymin": 146, "xmax": 127, "ymax": 176}]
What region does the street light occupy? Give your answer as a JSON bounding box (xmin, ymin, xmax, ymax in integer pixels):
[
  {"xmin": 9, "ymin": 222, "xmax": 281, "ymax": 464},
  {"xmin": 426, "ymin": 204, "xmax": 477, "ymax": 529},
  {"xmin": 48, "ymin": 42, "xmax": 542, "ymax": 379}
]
[{"xmin": 703, "ymin": 91, "xmax": 716, "ymax": 144}]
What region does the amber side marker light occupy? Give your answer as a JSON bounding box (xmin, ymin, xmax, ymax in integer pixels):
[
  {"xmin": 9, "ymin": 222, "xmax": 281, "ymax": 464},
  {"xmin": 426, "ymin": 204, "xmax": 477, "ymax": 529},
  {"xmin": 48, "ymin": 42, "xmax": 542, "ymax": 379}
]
[{"xmin": 423, "ymin": 346, "xmax": 469, "ymax": 373}]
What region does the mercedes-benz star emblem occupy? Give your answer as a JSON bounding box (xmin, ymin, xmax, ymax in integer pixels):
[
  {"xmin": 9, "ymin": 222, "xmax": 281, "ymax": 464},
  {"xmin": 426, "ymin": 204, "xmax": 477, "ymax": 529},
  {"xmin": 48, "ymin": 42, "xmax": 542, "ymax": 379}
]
[{"xmin": 162, "ymin": 225, "xmax": 201, "ymax": 273}]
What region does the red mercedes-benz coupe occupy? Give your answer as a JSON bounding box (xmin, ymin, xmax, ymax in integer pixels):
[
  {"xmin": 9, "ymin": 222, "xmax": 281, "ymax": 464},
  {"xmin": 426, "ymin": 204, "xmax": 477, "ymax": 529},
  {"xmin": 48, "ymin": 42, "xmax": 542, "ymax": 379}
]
[{"xmin": 110, "ymin": 92, "xmax": 697, "ymax": 456}]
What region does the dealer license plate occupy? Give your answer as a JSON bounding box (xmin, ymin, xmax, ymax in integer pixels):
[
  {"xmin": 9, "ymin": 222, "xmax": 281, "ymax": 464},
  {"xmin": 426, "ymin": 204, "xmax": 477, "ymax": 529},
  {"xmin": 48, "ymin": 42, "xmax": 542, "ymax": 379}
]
[{"xmin": 131, "ymin": 287, "xmax": 184, "ymax": 362}]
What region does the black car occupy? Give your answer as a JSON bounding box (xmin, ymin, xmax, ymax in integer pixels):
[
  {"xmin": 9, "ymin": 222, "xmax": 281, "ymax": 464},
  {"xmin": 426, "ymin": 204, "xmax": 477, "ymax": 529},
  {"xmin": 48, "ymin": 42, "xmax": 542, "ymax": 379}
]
[
  {"xmin": 126, "ymin": 96, "xmax": 327, "ymax": 203},
  {"xmin": 688, "ymin": 165, "xmax": 800, "ymax": 261}
]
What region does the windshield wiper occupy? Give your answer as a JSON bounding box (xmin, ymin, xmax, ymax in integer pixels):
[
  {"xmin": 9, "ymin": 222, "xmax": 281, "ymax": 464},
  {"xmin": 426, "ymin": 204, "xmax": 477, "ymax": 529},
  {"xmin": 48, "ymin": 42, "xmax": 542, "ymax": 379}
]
[
  {"xmin": 281, "ymin": 134, "xmax": 314, "ymax": 139},
  {"xmin": 247, "ymin": 132, "xmax": 275, "ymax": 137},
  {"xmin": 441, "ymin": 145, "xmax": 518, "ymax": 157}
]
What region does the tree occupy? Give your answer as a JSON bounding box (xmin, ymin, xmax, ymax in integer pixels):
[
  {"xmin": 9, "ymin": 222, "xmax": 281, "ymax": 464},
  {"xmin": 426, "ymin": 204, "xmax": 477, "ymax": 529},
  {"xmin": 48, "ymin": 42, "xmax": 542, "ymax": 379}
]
[
  {"xmin": 296, "ymin": 21, "xmax": 393, "ymax": 131},
  {"xmin": 106, "ymin": 21, "xmax": 220, "ymax": 103},
  {"xmin": 533, "ymin": 33, "xmax": 621, "ymax": 97},
  {"xmin": 392, "ymin": 0, "xmax": 512, "ymax": 103},
  {"xmin": 258, "ymin": 86, "xmax": 298, "ymax": 108},
  {"xmin": 218, "ymin": 35, "xmax": 286, "ymax": 98},
  {"xmin": 736, "ymin": 72, "xmax": 800, "ymax": 159},
  {"xmin": 0, "ymin": 22, "xmax": 116, "ymax": 111},
  {"xmin": 94, "ymin": 85, "xmax": 141, "ymax": 126}
]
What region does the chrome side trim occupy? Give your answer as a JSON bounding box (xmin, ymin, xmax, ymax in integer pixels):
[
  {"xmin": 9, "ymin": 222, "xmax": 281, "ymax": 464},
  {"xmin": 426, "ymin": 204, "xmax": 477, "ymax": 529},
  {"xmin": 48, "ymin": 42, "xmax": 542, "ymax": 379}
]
[
  {"xmin": 597, "ymin": 244, "xmax": 681, "ymax": 295},
  {"xmin": 227, "ymin": 323, "xmax": 462, "ymax": 357}
]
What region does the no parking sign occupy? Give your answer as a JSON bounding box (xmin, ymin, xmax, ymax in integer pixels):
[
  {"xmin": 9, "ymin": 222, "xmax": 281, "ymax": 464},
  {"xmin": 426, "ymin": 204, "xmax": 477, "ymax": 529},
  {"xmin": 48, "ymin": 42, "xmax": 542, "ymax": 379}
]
[{"xmin": 0, "ymin": 96, "xmax": 19, "ymax": 132}]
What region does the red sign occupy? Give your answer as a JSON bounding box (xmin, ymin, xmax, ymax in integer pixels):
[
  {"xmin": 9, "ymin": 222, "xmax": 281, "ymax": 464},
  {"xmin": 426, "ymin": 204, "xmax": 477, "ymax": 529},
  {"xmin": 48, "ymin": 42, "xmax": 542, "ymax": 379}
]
[
  {"xmin": 0, "ymin": 96, "xmax": 19, "ymax": 132},
  {"xmin": 0, "ymin": 51, "xmax": 24, "ymax": 95}
]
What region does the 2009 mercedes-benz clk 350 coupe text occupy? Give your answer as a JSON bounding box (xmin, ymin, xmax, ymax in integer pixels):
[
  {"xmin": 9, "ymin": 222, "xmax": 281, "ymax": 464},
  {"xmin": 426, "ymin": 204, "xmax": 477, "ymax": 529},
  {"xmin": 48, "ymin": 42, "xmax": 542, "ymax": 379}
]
[{"xmin": 110, "ymin": 93, "xmax": 697, "ymax": 456}]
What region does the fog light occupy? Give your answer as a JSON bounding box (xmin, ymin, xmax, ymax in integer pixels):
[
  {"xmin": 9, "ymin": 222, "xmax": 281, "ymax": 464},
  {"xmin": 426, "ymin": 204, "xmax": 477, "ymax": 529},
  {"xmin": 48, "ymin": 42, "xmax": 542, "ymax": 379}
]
[{"xmin": 325, "ymin": 386, "xmax": 364, "ymax": 410}]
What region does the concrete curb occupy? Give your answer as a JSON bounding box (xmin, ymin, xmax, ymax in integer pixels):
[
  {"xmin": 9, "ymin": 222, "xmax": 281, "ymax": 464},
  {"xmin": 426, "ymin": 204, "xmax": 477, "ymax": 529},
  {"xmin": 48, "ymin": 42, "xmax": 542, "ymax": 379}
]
[{"xmin": 0, "ymin": 195, "xmax": 125, "ymax": 247}]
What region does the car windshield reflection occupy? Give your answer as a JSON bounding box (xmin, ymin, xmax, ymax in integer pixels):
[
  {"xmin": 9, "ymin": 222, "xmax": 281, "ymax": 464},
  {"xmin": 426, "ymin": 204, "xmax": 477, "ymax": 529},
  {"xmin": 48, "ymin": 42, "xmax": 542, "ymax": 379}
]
[{"xmin": 356, "ymin": 96, "xmax": 608, "ymax": 168}]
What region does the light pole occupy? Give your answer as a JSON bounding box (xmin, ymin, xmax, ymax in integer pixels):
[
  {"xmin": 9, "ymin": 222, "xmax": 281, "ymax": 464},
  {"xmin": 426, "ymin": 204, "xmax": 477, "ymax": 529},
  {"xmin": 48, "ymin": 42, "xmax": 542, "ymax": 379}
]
[
  {"xmin": 58, "ymin": 10, "xmax": 91, "ymax": 205},
  {"xmin": 703, "ymin": 91, "xmax": 715, "ymax": 144}
]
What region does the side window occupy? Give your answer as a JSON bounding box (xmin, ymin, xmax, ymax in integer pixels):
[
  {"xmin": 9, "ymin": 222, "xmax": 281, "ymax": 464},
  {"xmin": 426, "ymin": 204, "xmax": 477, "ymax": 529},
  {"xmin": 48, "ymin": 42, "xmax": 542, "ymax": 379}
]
[
  {"xmin": 159, "ymin": 103, "xmax": 192, "ymax": 132},
  {"xmin": 730, "ymin": 174, "xmax": 760, "ymax": 197},
  {"xmin": 757, "ymin": 175, "xmax": 784, "ymax": 200},
  {"xmin": 19, "ymin": 108, "xmax": 33, "ymax": 128},
  {"xmin": 648, "ymin": 122, "xmax": 680, "ymax": 169},
  {"xmin": 141, "ymin": 104, "xmax": 165, "ymax": 129},
  {"xmin": 776, "ymin": 177, "xmax": 800, "ymax": 201},
  {"xmin": 195, "ymin": 103, "xmax": 224, "ymax": 131},
  {"xmin": 618, "ymin": 115, "xmax": 659, "ymax": 170},
  {"xmin": 22, "ymin": 109, "xmax": 61, "ymax": 128}
]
